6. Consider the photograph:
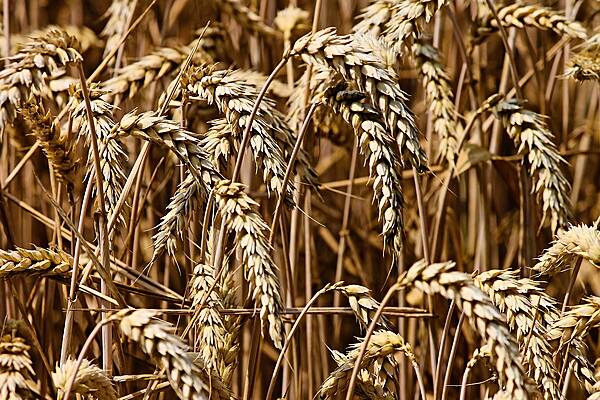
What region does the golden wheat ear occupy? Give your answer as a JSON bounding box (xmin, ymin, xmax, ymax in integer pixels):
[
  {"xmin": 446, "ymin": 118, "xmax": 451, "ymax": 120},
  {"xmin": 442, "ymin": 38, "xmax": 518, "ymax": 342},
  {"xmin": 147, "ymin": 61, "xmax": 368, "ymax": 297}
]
[{"xmin": 52, "ymin": 358, "xmax": 116, "ymax": 400}]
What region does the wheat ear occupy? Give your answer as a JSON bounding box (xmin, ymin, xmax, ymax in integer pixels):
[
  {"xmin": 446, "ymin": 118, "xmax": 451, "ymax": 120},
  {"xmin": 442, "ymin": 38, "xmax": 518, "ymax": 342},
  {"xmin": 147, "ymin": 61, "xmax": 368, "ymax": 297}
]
[
  {"xmin": 565, "ymin": 33, "xmax": 600, "ymax": 82},
  {"xmin": 532, "ymin": 224, "xmax": 600, "ymax": 276},
  {"xmin": 475, "ymin": 269, "xmax": 561, "ymax": 399},
  {"xmin": 52, "ymin": 358, "xmax": 116, "ymax": 400},
  {"xmin": 12, "ymin": 25, "xmax": 101, "ymax": 54},
  {"xmin": 19, "ymin": 98, "xmax": 77, "ymax": 184},
  {"xmin": 546, "ymin": 296, "xmax": 600, "ymax": 352},
  {"xmin": 494, "ymin": 99, "xmax": 571, "ymax": 233},
  {"xmin": 214, "ymin": 180, "xmax": 285, "ymax": 349},
  {"xmin": 0, "ymin": 333, "xmax": 37, "ymax": 400},
  {"xmin": 399, "ymin": 260, "xmax": 534, "ymax": 398},
  {"xmin": 100, "ymin": 0, "xmax": 136, "ymax": 65},
  {"xmin": 322, "ymin": 83, "xmax": 405, "ymax": 259},
  {"xmin": 0, "ymin": 29, "xmax": 82, "ymax": 137},
  {"xmin": 115, "ymin": 309, "xmax": 230, "ymax": 400},
  {"xmin": 215, "ymin": 0, "xmax": 280, "ymax": 38},
  {"xmin": 476, "ymin": 3, "xmax": 587, "ymax": 42},
  {"xmin": 290, "ymin": 28, "xmax": 428, "ymax": 171},
  {"xmin": 0, "ymin": 247, "xmax": 74, "ymax": 279}
]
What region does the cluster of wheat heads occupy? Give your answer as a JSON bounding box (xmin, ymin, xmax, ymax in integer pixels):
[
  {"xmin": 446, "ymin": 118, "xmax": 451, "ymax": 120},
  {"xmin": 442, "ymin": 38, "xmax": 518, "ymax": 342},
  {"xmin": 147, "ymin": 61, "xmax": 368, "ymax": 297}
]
[{"xmin": 0, "ymin": 0, "xmax": 599, "ymax": 399}]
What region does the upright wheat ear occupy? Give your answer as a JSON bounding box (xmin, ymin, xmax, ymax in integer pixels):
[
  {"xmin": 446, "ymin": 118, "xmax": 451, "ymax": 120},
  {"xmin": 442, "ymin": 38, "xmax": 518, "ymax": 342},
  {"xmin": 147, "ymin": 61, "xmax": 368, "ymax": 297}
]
[
  {"xmin": 494, "ymin": 99, "xmax": 571, "ymax": 233},
  {"xmin": 532, "ymin": 224, "xmax": 600, "ymax": 276},
  {"xmin": 100, "ymin": 0, "xmax": 136, "ymax": 66},
  {"xmin": 115, "ymin": 309, "xmax": 230, "ymax": 400},
  {"xmin": 399, "ymin": 260, "xmax": 535, "ymax": 399},
  {"xmin": 290, "ymin": 28, "xmax": 428, "ymax": 171},
  {"xmin": 0, "ymin": 333, "xmax": 37, "ymax": 400},
  {"xmin": 0, "ymin": 29, "xmax": 82, "ymax": 137},
  {"xmin": 52, "ymin": 358, "xmax": 116, "ymax": 400},
  {"xmin": 214, "ymin": 180, "xmax": 285, "ymax": 349}
]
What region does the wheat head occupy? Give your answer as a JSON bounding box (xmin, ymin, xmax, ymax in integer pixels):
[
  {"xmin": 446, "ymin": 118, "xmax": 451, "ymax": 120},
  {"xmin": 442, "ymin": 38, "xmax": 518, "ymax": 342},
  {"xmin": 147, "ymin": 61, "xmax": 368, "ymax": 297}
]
[{"xmin": 52, "ymin": 358, "xmax": 116, "ymax": 400}]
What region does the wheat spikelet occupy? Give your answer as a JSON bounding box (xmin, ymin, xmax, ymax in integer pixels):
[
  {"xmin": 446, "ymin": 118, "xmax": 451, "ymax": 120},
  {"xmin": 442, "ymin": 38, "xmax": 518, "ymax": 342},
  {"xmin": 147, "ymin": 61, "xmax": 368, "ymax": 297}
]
[
  {"xmin": 399, "ymin": 260, "xmax": 534, "ymax": 398},
  {"xmin": 183, "ymin": 66, "xmax": 296, "ymax": 201},
  {"xmin": 0, "ymin": 334, "xmax": 36, "ymax": 400},
  {"xmin": 100, "ymin": 27, "xmax": 223, "ymax": 102},
  {"xmin": 476, "ymin": 3, "xmax": 587, "ymax": 42},
  {"xmin": 70, "ymin": 87, "xmax": 127, "ymax": 229},
  {"xmin": 52, "ymin": 358, "xmax": 116, "ymax": 400},
  {"xmin": 413, "ymin": 41, "xmax": 459, "ymax": 165},
  {"xmin": 214, "ymin": 180, "xmax": 285, "ymax": 349},
  {"xmin": 115, "ymin": 309, "xmax": 230, "ymax": 400},
  {"xmin": 190, "ymin": 262, "xmax": 227, "ymax": 371},
  {"xmin": 336, "ymin": 284, "xmax": 390, "ymax": 330},
  {"xmin": 546, "ymin": 296, "xmax": 600, "ymax": 352},
  {"xmin": 353, "ymin": 0, "xmax": 394, "ymax": 36},
  {"xmin": 475, "ymin": 269, "xmax": 561, "ymax": 399},
  {"xmin": 0, "ymin": 29, "xmax": 82, "ymax": 136},
  {"xmin": 322, "ymin": 83, "xmax": 405, "ymax": 259},
  {"xmin": 216, "ymin": 0, "xmax": 280, "ymax": 38},
  {"xmin": 19, "ymin": 98, "xmax": 77, "ymax": 184},
  {"xmin": 532, "ymin": 224, "xmax": 600, "ymax": 276},
  {"xmin": 290, "ymin": 28, "xmax": 428, "ymax": 171},
  {"xmin": 0, "ymin": 247, "xmax": 73, "ymax": 279},
  {"xmin": 317, "ymin": 330, "xmax": 415, "ymax": 399},
  {"xmin": 565, "ymin": 33, "xmax": 600, "ymax": 82},
  {"xmin": 200, "ymin": 118, "xmax": 233, "ymax": 168},
  {"xmin": 494, "ymin": 99, "xmax": 571, "ymax": 233},
  {"xmin": 100, "ymin": 0, "xmax": 136, "ymax": 65},
  {"xmin": 216, "ymin": 263, "xmax": 241, "ymax": 386}
]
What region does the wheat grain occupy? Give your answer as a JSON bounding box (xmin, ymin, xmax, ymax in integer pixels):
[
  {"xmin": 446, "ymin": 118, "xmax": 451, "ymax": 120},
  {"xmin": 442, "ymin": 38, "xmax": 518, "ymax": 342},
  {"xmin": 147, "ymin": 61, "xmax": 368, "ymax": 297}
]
[
  {"xmin": 214, "ymin": 180, "xmax": 285, "ymax": 349},
  {"xmin": 115, "ymin": 309, "xmax": 230, "ymax": 400},
  {"xmin": 475, "ymin": 269, "xmax": 561, "ymax": 399},
  {"xmin": 0, "ymin": 247, "xmax": 73, "ymax": 279},
  {"xmin": 399, "ymin": 260, "xmax": 534, "ymax": 398},
  {"xmin": 290, "ymin": 28, "xmax": 428, "ymax": 171},
  {"xmin": 52, "ymin": 358, "xmax": 116, "ymax": 400},
  {"xmin": 322, "ymin": 83, "xmax": 405, "ymax": 259},
  {"xmin": 19, "ymin": 97, "xmax": 77, "ymax": 184},
  {"xmin": 494, "ymin": 99, "xmax": 571, "ymax": 233},
  {"xmin": 476, "ymin": 3, "xmax": 587, "ymax": 42},
  {"xmin": 0, "ymin": 334, "xmax": 36, "ymax": 400},
  {"xmin": 532, "ymin": 224, "xmax": 600, "ymax": 276}
]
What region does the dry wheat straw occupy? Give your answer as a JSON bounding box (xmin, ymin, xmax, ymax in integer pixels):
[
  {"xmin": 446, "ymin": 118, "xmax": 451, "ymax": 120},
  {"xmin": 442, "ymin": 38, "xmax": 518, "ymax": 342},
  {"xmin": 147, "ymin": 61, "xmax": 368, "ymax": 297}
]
[
  {"xmin": 115, "ymin": 309, "xmax": 229, "ymax": 400},
  {"xmin": 317, "ymin": 330, "xmax": 416, "ymax": 399},
  {"xmin": 399, "ymin": 260, "xmax": 533, "ymax": 398},
  {"xmin": 0, "ymin": 29, "xmax": 82, "ymax": 137},
  {"xmin": 100, "ymin": 27, "xmax": 223, "ymax": 102},
  {"xmin": 71, "ymin": 87, "xmax": 127, "ymax": 229},
  {"xmin": 52, "ymin": 358, "xmax": 116, "ymax": 400},
  {"xmin": 532, "ymin": 224, "xmax": 600, "ymax": 276},
  {"xmin": 323, "ymin": 83, "xmax": 405, "ymax": 258},
  {"xmin": 413, "ymin": 41, "xmax": 459, "ymax": 165},
  {"xmin": 215, "ymin": 0, "xmax": 280, "ymax": 38},
  {"xmin": 0, "ymin": 247, "xmax": 73, "ymax": 279},
  {"xmin": 494, "ymin": 99, "xmax": 571, "ymax": 233},
  {"xmin": 565, "ymin": 33, "xmax": 600, "ymax": 82},
  {"xmin": 190, "ymin": 262, "xmax": 226, "ymax": 371},
  {"xmin": 476, "ymin": 3, "xmax": 587, "ymax": 42},
  {"xmin": 214, "ymin": 180, "xmax": 285, "ymax": 349},
  {"xmin": 100, "ymin": 0, "xmax": 136, "ymax": 65},
  {"xmin": 183, "ymin": 66, "xmax": 297, "ymax": 201},
  {"xmin": 0, "ymin": 334, "xmax": 36, "ymax": 400},
  {"xmin": 475, "ymin": 269, "xmax": 560, "ymax": 399},
  {"xmin": 19, "ymin": 98, "xmax": 77, "ymax": 184},
  {"xmin": 290, "ymin": 28, "xmax": 428, "ymax": 171}
]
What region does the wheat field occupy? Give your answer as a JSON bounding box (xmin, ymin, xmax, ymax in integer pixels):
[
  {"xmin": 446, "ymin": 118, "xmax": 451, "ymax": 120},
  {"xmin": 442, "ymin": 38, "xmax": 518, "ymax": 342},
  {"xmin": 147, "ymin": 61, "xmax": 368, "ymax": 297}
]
[{"xmin": 0, "ymin": 0, "xmax": 598, "ymax": 399}]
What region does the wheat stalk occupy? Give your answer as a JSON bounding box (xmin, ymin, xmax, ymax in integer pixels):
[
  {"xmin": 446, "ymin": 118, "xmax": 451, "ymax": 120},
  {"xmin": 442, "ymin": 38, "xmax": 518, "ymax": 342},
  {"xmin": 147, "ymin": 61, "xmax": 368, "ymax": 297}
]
[
  {"xmin": 474, "ymin": 269, "xmax": 561, "ymax": 399},
  {"xmin": 52, "ymin": 358, "xmax": 116, "ymax": 400},
  {"xmin": 214, "ymin": 180, "xmax": 285, "ymax": 349},
  {"xmin": 0, "ymin": 29, "xmax": 82, "ymax": 137},
  {"xmin": 494, "ymin": 99, "xmax": 571, "ymax": 233},
  {"xmin": 0, "ymin": 247, "xmax": 74, "ymax": 279},
  {"xmin": 476, "ymin": 3, "xmax": 587, "ymax": 42},
  {"xmin": 70, "ymin": 87, "xmax": 128, "ymax": 229},
  {"xmin": 290, "ymin": 28, "xmax": 428, "ymax": 171},
  {"xmin": 114, "ymin": 309, "xmax": 230, "ymax": 400},
  {"xmin": 19, "ymin": 97, "xmax": 77, "ymax": 184},
  {"xmin": 565, "ymin": 33, "xmax": 600, "ymax": 82},
  {"xmin": 0, "ymin": 334, "xmax": 37, "ymax": 400},
  {"xmin": 532, "ymin": 224, "xmax": 600, "ymax": 276},
  {"xmin": 317, "ymin": 330, "xmax": 418, "ymax": 399},
  {"xmin": 399, "ymin": 260, "xmax": 534, "ymax": 398},
  {"xmin": 322, "ymin": 83, "xmax": 405, "ymax": 259}
]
